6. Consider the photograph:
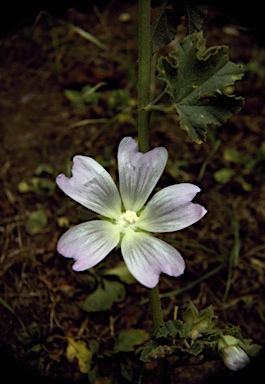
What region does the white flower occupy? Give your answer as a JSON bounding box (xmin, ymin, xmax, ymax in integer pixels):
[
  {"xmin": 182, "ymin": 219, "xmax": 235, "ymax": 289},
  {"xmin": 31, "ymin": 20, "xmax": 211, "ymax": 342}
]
[
  {"xmin": 218, "ymin": 335, "xmax": 250, "ymax": 371},
  {"xmin": 56, "ymin": 137, "xmax": 207, "ymax": 288}
]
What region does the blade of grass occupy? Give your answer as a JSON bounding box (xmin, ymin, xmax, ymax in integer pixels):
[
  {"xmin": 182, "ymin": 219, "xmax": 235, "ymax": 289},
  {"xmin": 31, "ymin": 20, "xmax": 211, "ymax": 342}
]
[
  {"xmin": 138, "ymin": 264, "xmax": 224, "ymax": 305},
  {"xmin": 223, "ymin": 204, "xmax": 240, "ymax": 301},
  {"xmin": 70, "ymin": 24, "xmax": 108, "ymax": 50},
  {"xmin": 0, "ymin": 297, "xmax": 26, "ymax": 331},
  {"xmin": 198, "ymin": 139, "xmax": 221, "ymax": 180},
  {"xmin": 160, "ymin": 264, "xmax": 224, "ymax": 299},
  {"xmin": 163, "ymin": 237, "xmax": 228, "ymax": 264}
]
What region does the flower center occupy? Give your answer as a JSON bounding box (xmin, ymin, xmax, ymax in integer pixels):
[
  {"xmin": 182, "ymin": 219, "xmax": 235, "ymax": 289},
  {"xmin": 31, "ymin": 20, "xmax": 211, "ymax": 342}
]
[{"xmin": 120, "ymin": 210, "xmax": 139, "ymax": 225}]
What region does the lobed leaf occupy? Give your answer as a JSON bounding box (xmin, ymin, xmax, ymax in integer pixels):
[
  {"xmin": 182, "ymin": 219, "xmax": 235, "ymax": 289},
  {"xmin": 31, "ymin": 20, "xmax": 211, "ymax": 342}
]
[
  {"xmin": 154, "ymin": 319, "xmax": 190, "ymax": 339},
  {"xmin": 157, "ymin": 32, "xmax": 244, "ymax": 143},
  {"xmin": 151, "ymin": 0, "xmax": 207, "ymax": 54},
  {"xmin": 182, "ymin": 1, "xmax": 208, "ymax": 34},
  {"xmin": 151, "ymin": 0, "xmax": 181, "ymax": 54}
]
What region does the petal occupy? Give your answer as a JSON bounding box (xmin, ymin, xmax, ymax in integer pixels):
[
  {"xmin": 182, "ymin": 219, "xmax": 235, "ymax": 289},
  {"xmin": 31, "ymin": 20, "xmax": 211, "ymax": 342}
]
[
  {"xmin": 121, "ymin": 230, "xmax": 185, "ymax": 288},
  {"xmin": 222, "ymin": 347, "xmax": 250, "ymax": 371},
  {"xmin": 137, "ymin": 183, "xmax": 207, "ymax": 232},
  {"xmin": 118, "ymin": 137, "xmax": 168, "ymax": 212},
  {"xmin": 57, "ymin": 220, "xmax": 121, "ymax": 271},
  {"xmin": 56, "ymin": 155, "xmax": 121, "ymax": 220}
]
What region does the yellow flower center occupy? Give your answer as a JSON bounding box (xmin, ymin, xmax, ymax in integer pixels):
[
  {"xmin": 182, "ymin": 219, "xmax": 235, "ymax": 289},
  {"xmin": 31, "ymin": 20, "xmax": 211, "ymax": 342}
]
[{"xmin": 120, "ymin": 210, "xmax": 139, "ymax": 225}]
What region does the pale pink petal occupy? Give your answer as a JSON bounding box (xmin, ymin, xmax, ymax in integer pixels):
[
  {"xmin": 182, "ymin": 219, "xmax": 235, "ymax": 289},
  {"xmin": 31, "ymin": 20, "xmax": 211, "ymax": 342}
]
[
  {"xmin": 57, "ymin": 220, "xmax": 121, "ymax": 271},
  {"xmin": 118, "ymin": 137, "xmax": 168, "ymax": 212},
  {"xmin": 121, "ymin": 230, "xmax": 185, "ymax": 288},
  {"xmin": 137, "ymin": 183, "xmax": 207, "ymax": 232},
  {"xmin": 56, "ymin": 155, "xmax": 121, "ymax": 220}
]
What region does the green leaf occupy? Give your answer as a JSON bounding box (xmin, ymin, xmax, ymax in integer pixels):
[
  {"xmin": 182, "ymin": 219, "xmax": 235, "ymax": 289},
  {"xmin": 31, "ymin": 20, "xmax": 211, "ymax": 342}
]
[
  {"xmin": 157, "ymin": 32, "xmax": 244, "ymax": 143},
  {"xmin": 106, "ymin": 261, "xmax": 137, "ymax": 284},
  {"xmin": 154, "ymin": 319, "xmax": 190, "ymax": 339},
  {"xmin": 89, "ymin": 339, "xmax": 100, "ymax": 354},
  {"xmin": 82, "ymin": 280, "xmax": 126, "ymax": 312},
  {"xmin": 151, "ymin": 1, "xmax": 207, "ymax": 54},
  {"xmin": 151, "ymin": 0, "xmax": 181, "ymax": 54},
  {"xmin": 83, "ymin": 286, "xmax": 110, "ymax": 312},
  {"xmin": 114, "ymin": 329, "xmax": 150, "ymax": 353},
  {"xmin": 182, "ymin": 302, "xmax": 217, "ymax": 334},
  {"xmin": 30, "ymin": 343, "xmax": 41, "ymax": 352},
  {"xmin": 185, "ymin": 339, "xmax": 205, "ymax": 356},
  {"xmin": 83, "ymin": 285, "xmax": 112, "ymax": 312},
  {"xmin": 137, "ymin": 339, "xmax": 159, "ymax": 362},
  {"xmin": 137, "ymin": 340, "xmax": 178, "ymax": 362},
  {"xmin": 18, "ymin": 177, "xmax": 56, "ymax": 195},
  {"xmin": 17, "ymin": 322, "xmax": 41, "ymax": 345},
  {"xmin": 182, "ymin": 1, "xmax": 208, "ymax": 34},
  {"xmin": 102, "ymin": 279, "xmax": 126, "ymax": 303},
  {"xmin": 18, "ymin": 163, "xmax": 56, "ymax": 195},
  {"xmin": 223, "ymin": 148, "xmax": 242, "ymax": 163},
  {"xmin": 236, "ymin": 175, "xmax": 252, "ymax": 192},
  {"xmin": 25, "ymin": 207, "xmax": 48, "ymax": 235},
  {"xmin": 182, "ymin": 300, "xmax": 199, "ymax": 326},
  {"xmin": 214, "ymin": 168, "xmax": 235, "ymax": 184},
  {"xmin": 17, "ymin": 180, "xmax": 31, "ymax": 193},
  {"xmin": 34, "ymin": 163, "xmax": 55, "ymax": 176}
]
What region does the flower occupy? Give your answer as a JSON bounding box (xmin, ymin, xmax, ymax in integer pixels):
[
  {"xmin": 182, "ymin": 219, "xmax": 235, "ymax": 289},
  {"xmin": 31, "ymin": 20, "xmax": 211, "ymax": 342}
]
[
  {"xmin": 218, "ymin": 335, "xmax": 250, "ymax": 371},
  {"xmin": 56, "ymin": 137, "xmax": 207, "ymax": 288}
]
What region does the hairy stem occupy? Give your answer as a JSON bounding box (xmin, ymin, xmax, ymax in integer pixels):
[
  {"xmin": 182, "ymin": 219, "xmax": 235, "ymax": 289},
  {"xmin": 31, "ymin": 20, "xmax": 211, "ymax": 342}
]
[
  {"xmin": 148, "ymin": 287, "xmax": 169, "ymax": 383},
  {"xmin": 148, "ymin": 285, "xmax": 164, "ymax": 329},
  {"xmin": 138, "ymin": 1, "xmax": 169, "ymax": 381},
  {"xmin": 138, "ymin": 0, "xmax": 164, "ymax": 331}
]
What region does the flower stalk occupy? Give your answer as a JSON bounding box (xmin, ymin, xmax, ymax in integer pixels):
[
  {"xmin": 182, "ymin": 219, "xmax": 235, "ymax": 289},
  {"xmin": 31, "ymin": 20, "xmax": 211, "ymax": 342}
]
[
  {"xmin": 138, "ymin": 1, "xmax": 168, "ymax": 381},
  {"xmin": 138, "ymin": 0, "xmax": 164, "ymax": 332},
  {"xmin": 148, "ymin": 285, "xmax": 164, "ymax": 329},
  {"xmin": 138, "ymin": 0, "xmax": 151, "ymax": 153}
]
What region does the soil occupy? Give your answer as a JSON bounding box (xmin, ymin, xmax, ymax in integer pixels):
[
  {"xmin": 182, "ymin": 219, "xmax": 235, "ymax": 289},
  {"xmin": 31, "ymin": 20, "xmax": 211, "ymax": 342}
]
[{"xmin": 0, "ymin": 1, "xmax": 265, "ymax": 384}]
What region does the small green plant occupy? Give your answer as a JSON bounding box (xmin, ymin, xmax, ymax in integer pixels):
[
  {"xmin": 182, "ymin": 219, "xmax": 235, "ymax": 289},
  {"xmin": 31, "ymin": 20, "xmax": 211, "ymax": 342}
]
[
  {"xmin": 0, "ymin": 298, "xmax": 42, "ymax": 352},
  {"xmin": 75, "ymin": 262, "xmax": 136, "ymax": 312},
  {"xmin": 17, "ymin": 163, "xmax": 57, "ymax": 196},
  {"xmin": 137, "ymin": 302, "xmax": 261, "ymax": 368},
  {"xmin": 214, "ymin": 145, "xmax": 265, "ymax": 191}
]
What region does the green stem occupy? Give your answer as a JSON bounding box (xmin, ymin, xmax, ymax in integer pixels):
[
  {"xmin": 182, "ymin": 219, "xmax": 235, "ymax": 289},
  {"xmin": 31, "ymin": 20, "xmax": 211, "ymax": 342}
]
[
  {"xmin": 138, "ymin": 1, "xmax": 168, "ymax": 380},
  {"xmin": 149, "ymin": 87, "xmax": 167, "ymax": 107},
  {"xmin": 148, "ymin": 285, "xmax": 164, "ymax": 330},
  {"xmin": 138, "ymin": 0, "xmax": 151, "ymax": 153},
  {"xmin": 138, "ymin": 0, "xmax": 165, "ymax": 331},
  {"xmin": 138, "ymin": 0, "xmax": 164, "ymax": 332},
  {"xmin": 148, "ymin": 287, "xmax": 169, "ymax": 383}
]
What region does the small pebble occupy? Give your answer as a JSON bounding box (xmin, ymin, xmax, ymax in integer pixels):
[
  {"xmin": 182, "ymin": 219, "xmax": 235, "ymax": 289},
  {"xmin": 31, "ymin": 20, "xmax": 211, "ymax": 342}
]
[{"xmin": 119, "ymin": 12, "xmax": 131, "ymax": 23}]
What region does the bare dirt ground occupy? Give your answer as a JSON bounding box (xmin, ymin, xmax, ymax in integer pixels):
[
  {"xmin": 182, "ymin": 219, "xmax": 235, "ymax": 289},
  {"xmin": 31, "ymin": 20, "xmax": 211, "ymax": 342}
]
[{"xmin": 0, "ymin": 1, "xmax": 265, "ymax": 383}]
